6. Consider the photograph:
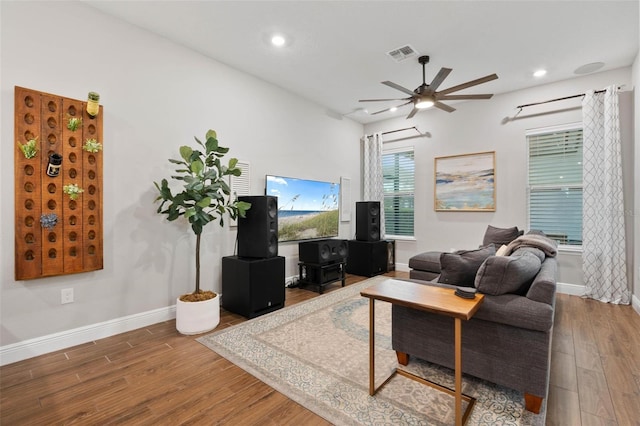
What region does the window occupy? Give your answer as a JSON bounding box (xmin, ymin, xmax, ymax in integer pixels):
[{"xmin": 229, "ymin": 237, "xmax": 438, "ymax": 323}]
[
  {"xmin": 382, "ymin": 148, "xmax": 415, "ymax": 237},
  {"xmin": 527, "ymin": 124, "xmax": 583, "ymax": 247}
]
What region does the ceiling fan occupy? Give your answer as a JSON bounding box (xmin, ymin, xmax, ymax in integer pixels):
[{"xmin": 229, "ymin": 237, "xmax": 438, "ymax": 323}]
[{"xmin": 359, "ymin": 55, "xmax": 498, "ymax": 119}]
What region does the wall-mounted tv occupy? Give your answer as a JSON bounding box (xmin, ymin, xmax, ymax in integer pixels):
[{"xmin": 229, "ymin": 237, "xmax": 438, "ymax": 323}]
[{"xmin": 265, "ymin": 175, "xmax": 340, "ymax": 242}]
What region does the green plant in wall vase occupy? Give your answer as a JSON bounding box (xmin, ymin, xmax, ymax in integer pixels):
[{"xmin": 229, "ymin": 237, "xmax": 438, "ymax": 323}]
[
  {"xmin": 83, "ymin": 138, "xmax": 102, "ymax": 153},
  {"xmin": 154, "ymin": 129, "xmax": 251, "ymax": 334},
  {"xmin": 67, "ymin": 116, "xmax": 82, "ymax": 131},
  {"xmin": 63, "ymin": 183, "xmax": 84, "ymax": 200},
  {"xmin": 17, "ymin": 136, "xmax": 38, "ymax": 159}
]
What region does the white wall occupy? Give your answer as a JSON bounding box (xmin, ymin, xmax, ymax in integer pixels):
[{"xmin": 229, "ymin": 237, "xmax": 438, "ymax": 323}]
[
  {"xmin": 0, "ymin": 2, "xmax": 362, "ymax": 350},
  {"xmin": 364, "ymin": 67, "xmax": 635, "ymax": 293}
]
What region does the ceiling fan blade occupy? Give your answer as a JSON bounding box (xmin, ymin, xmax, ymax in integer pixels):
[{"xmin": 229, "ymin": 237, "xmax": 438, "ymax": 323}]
[
  {"xmin": 438, "ymin": 94, "xmax": 494, "ymax": 100},
  {"xmin": 406, "ymin": 107, "xmax": 419, "ymax": 119},
  {"xmin": 382, "ymin": 81, "xmax": 416, "ymax": 96},
  {"xmin": 428, "ymin": 68, "xmax": 452, "ymax": 92},
  {"xmin": 359, "ymin": 97, "xmax": 411, "ymax": 102},
  {"xmin": 434, "ymin": 101, "xmax": 456, "ymax": 113},
  {"xmin": 437, "ymin": 73, "xmax": 499, "ymax": 96},
  {"xmin": 371, "ymin": 101, "xmax": 413, "ymax": 115}
]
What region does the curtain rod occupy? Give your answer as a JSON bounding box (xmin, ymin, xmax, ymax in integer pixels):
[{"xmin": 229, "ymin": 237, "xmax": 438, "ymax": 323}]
[
  {"xmin": 515, "ymin": 86, "xmax": 622, "ymax": 110},
  {"xmin": 366, "ymin": 126, "xmax": 423, "ymax": 138}
]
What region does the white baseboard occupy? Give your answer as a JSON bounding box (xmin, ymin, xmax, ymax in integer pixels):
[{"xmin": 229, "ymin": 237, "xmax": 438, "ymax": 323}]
[
  {"xmin": 556, "ymin": 282, "xmax": 585, "ymax": 296},
  {"xmin": 633, "ymin": 294, "xmax": 640, "ymax": 315},
  {"xmin": 394, "ymin": 263, "xmax": 410, "ymax": 272},
  {"xmin": 0, "ymin": 305, "xmax": 176, "ymax": 367}
]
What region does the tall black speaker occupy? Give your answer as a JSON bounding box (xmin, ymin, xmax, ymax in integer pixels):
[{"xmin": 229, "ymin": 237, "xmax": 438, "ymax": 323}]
[
  {"xmin": 356, "ymin": 201, "xmax": 380, "ymax": 241},
  {"xmin": 299, "ymin": 239, "xmax": 348, "ymax": 264},
  {"xmin": 238, "ymin": 195, "xmax": 278, "ymax": 258}
]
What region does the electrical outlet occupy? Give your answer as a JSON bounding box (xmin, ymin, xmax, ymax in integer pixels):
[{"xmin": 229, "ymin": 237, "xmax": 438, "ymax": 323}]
[{"xmin": 61, "ymin": 288, "xmax": 74, "ymax": 304}]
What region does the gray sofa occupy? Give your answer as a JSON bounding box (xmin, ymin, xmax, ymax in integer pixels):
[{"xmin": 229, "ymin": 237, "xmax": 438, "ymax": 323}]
[{"xmin": 394, "ymin": 228, "xmax": 558, "ymax": 413}]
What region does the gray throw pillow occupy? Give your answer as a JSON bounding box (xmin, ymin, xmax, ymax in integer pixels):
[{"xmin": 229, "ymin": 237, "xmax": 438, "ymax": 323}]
[
  {"xmin": 439, "ymin": 245, "xmax": 495, "ymax": 287},
  {"xmin": 482, "ymin": 225, "xmax": 522, "ymax": 247},
  {"xmin": 474, "ymin": 251, "xmax": 542, "ymax": 295}
]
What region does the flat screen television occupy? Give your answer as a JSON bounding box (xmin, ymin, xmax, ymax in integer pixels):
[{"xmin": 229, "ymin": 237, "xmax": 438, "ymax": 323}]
[{"xmin": 265, "ymin": 175, "xmax": 340, "ymax": 242}]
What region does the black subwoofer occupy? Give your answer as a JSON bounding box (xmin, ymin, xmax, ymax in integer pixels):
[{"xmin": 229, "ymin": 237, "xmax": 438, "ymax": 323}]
[
  {"xmin": 346, "ymin": 239, "xmax": 388, "ymax": 277},
  {"xmin": 222, "ymin": 256, "xmax": 285, "ymax": 319},
  {"xmin": 356, "ymin": 201, "xmax": 380, "ymax": 241},
  {"xmin": 298, "ymin": 239, "xmax": 348, "ymax": 264},
  {"xmin": 238, "ymin": 195, "xmax": 278, "ymax": 258}
]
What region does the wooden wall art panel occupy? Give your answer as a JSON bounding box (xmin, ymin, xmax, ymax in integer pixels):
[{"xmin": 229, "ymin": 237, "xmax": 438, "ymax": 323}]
[{"xmin": 14, "ymin": 86, "xmax": 103, "ymax": 280}]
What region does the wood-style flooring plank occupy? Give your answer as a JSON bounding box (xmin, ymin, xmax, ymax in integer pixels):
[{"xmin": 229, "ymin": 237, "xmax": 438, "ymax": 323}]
[
  {"xmin": 576, "ymin": 366, "xmax": 616, "ymax": 421},
  {"xmin": 546, "ymin": 384, "xmax": 581, "ymax": 426},
  {"xmin": 550, "ymin": 350, "xmax": 578, "ymax": 391}
]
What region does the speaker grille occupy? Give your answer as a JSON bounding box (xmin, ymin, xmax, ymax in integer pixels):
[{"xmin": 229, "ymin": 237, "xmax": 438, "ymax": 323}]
[
  {"xmin": 267, "ymin": 198, "xmax": 277, "ymax": 219},
  {"xmin": 238, "ymin": 195, "xmax": 278, "ymax": 258},
  {"xmin": 356, "ymin": 201, "xmax": 381, "ymax": 242},
  {"xmin": 299, "ymin": 239, "xmax": 348, "ymax": 264}
]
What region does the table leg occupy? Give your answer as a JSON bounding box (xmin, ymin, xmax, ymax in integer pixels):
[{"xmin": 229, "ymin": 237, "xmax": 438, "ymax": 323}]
[
  {"xmin": 455, "ymin": 317, "xmax": 462, "ymax": 426},
  {"xmin": 369, "ymin": 298, "xmax": 375, "ymax": 395}
]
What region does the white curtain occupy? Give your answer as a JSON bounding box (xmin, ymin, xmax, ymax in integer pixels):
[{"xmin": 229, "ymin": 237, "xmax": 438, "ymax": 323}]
[
  {"xmin": 581, "ymin": 85, "xmax": 630, "ymax": 304},
  {"xmin": 363, "ymin": 133, "xmax": 385, "ymax": 238}
]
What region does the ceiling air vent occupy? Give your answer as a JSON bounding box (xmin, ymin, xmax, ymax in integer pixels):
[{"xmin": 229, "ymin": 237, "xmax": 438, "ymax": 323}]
[{"xmin": 386, "ymin": 45, "xmax": 418, "ymax": 62}]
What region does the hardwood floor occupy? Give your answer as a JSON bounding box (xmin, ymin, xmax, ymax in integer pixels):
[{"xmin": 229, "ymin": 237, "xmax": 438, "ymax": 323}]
[{"xmin": 1, "ymin": 271, "xmax": 639, "ymax": 425}]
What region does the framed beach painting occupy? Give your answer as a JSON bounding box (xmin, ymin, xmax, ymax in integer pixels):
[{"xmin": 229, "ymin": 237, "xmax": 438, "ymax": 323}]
[{"xmin": 434, "ymin": 151, "xmax": 496, "ymax": 211}]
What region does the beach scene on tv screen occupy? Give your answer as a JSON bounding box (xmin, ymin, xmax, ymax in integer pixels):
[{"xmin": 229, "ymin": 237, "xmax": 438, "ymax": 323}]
[{"xmin": 266, "ymin": 175, "xmax": 340, "ymax": 242}]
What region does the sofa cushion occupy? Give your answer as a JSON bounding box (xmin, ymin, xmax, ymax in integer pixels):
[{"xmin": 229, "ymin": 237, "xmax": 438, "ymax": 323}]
[
  {"xmin": 482, "ymin": 225, "xmax": 523, "ymax": 247},
  {"xmin": 475, "ymin": 252, "xmax": 542, "ymax": 295},
  {"xmin": 408, "ymin": 251, "xmax": 442, "ymax": 273},
  {"xmin": 438, "ymin": 245, "xmax": 495, "ymax": 287}
]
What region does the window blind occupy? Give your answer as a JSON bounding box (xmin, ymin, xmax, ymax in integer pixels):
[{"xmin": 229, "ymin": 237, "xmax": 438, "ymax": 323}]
[
  {"xmin": 527, "ymin": 127, "xmax": 583, "ymax": 246},
  {"xmin": 382, "ymin": 149, "xmax": 415, "ymax": 237}
]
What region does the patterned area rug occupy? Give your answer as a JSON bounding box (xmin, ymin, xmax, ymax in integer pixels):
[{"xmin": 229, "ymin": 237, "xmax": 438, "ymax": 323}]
[{"xmin": 198, "ymin": 276, "xmax": 546, "ymax": 425}]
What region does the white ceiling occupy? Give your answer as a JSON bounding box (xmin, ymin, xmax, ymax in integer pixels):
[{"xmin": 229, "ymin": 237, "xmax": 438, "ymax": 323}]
[{"xmin": 84, "ymin": 1, "xmax": 638, "ymax": 124}]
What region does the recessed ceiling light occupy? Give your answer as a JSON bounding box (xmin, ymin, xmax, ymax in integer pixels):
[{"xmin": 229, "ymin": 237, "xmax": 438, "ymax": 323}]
[
  {"xmin": 533, "ymin": 69, "xmax": 547, "ymax": 78},
  {"xmin": 574, "ymin": 62, "xmax": 605, "ymax": 75},
  {"xmin": 271, "ymin": 35, "xmax": 286, "ymax": 47},
  {"xmin": 389, "ymin": 106, "xmax": 398, "ymax": 112}
]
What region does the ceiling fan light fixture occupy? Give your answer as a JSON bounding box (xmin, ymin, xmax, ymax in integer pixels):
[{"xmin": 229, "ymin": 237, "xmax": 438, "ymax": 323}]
[{"xmin": 415, "ymin": 96, "xmax": 434, "ymax": 109}]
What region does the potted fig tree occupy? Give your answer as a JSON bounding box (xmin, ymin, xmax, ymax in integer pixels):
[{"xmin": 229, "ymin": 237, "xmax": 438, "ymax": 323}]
[{"xmin": 154, "ymin": 129, "xmax": 250, "ymax": 334}]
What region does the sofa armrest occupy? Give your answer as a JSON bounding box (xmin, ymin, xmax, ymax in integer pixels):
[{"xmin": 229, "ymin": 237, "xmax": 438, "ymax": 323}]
[
  {"xmin": 408, "ymin": 251, "xmax": 443, "ymax": 273},
  {"xmin": 474, "ymin": 294, "xmax": 554, "ymax": 332},
  {"xmin": 526, "ymin": 257, "xmax": 557, "ymax": 305}
]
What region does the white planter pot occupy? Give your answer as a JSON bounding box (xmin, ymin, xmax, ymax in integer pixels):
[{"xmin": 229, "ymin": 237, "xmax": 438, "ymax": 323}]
[{"xmin": 175, "ymin": 295, "xmax": 220, "ymax": 335}]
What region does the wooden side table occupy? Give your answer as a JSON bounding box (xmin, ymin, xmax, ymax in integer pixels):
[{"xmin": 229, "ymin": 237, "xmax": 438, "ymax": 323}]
[{"xmin": 361, "ymin": 279, "xmax": 484, "ymax": 426}]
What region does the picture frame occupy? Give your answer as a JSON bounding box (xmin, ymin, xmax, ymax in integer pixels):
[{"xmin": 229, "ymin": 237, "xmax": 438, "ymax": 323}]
[{"xmin": 434, "ymin": 151, "xmax": 496, "ymax": 212}]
